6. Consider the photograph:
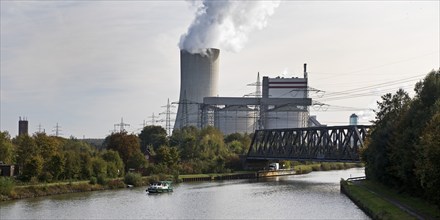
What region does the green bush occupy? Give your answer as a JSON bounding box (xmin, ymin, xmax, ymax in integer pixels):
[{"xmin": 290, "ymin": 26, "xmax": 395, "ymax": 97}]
[
  {"xmin": 0, "ymin": 177, "xmax": 15, "ymax": 196},
  {"xmin": 89, "ymin": 177, "xmax": 97, "ymax": 184},
  {"xmin": 311, "ymin": 164, "xmax": 321, "ymax": 171},
  {"xmin": 107, "ymin": 179, "xmax": 125, "ymax": 189},
  {"xmin": 97, "ymin": 175, "xmax": 107, "ymax": 185},
  {"xmin": 321, "ymin": 163, "xmax": 331, "ymax": 171},
  {"xmin": 124, "ymin": 172, "xmax": 142, "ymax": 187},
  {"xmin": 295, "ymin": 165, "xmax": 312, "ymax": 174},
  {"xmin": 147, "ymin": 174, "xmax": 160, "ymax": 183}
]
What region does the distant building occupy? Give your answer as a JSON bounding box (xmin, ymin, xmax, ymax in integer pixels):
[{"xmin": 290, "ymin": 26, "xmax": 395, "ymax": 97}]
[
  {"xmin": 0, "ymin": 162, "xmax": 18, "ymax": 177},
  {"xmin": 18, "ymin": 117, "xmax": 28, "ymax": 136},
  {"xmin": 349, "ymin": 114, "xmax": 358, "ymax": 125}
]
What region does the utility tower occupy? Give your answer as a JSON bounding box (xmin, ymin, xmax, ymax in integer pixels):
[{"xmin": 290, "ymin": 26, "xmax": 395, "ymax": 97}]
[
  {"xmin": 114, "ymin": 117, "xmax": 130, "ymax": 132},
  {"xmin": 246, "ymin": 73, "xmax": 262, "ymax": 130},
  {"xmin": 37, "ymin": 123, "xmax": 44, "ymax": 133},
  {"xmin": 148, "ymin": 113, "xmax": 157, "ymax": 126},
  {"xmin": 172, "ymin": 91, "xmax": 201, "ymax": 129},
  {"xmin": 160, "ymin": 98, "xmax": 176, "ymax": 136},
  {"xmin": 53, "ymin": 123, "xmax": 62, "ymax": 137}
]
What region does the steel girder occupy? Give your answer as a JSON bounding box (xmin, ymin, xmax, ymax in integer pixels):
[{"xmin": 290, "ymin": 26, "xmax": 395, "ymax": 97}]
[{"xmin": 246, "ymin": 125, "xmax": 370, "ymax": 162}]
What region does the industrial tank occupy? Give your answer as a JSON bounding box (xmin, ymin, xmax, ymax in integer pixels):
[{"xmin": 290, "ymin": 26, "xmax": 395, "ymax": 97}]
[
  {"xmin": 265, "ymin": 105, "xmax": 307, "ymax": 129},
  {"xmin": 174, "ymin": 48, "xmax": 220, "ymax": 129},
  {"xmin": 215, "ymin": 105, "xmax": 255, "ymax": 135}
]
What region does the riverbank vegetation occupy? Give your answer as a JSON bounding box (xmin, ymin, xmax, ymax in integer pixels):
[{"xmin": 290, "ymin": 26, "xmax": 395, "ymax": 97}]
[
  {"xmin": 1, "ymin": 95, "xmax": 365, "ymax": 201},
  {"xmin": 361, "ymin": 70, "xmax": 440, "ymax": 208},
  {"xmin": 0, "ymin": 125, "xmax": 252, "ymax": 200},
  {"xmin": 341, "ymin": 179, "xmax": 440, "ymax": 219},
  {"xmin": 292, "ymin": 162, "xmax": 363, "ymax": 174}
]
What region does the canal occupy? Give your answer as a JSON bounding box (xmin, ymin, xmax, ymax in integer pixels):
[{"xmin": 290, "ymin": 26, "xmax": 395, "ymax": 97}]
[{"xmin": 1, "ymin": 168, "xmax": 369, "ymax": 219}]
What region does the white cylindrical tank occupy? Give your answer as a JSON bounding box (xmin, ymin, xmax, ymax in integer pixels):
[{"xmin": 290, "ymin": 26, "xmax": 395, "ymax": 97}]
[
  {"xmin": 265, "ymin": 105, "xmax": 307, "ymax": 129},
  {"xmin": 215, "ymin": 105, "xmax": 255, "ymax": 135},
  {"xmin": 174, "ymin": 48, "xmax": 220, "ymax": 129},
  {"xmin": 349, "ymin": 113, "xmax": 358, "ymax": 125}
]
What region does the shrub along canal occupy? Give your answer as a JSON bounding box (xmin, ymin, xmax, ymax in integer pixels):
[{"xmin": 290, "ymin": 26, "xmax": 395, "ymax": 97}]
[{"xmin": 0, "ymin": 168, "xmax": 368, "ymax": 219}]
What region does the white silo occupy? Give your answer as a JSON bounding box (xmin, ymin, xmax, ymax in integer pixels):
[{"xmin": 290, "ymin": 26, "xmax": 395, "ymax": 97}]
[
  {"xmin": 174, "ymin": 48, "xmax": 220, "ymax": 129},
  {"xmin": 215, "ymin": 105, "xmax": 255, "ymax": 135},
  {"xmin": 265, "ymin": 105, "xmax": 307, "ymax": 129},
  {"xmin": 349, "ymin": 113, "xmax": 358, "ymax": 125}
]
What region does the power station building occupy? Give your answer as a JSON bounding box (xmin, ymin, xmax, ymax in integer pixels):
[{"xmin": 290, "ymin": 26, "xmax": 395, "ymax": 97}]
[{"xmin": 174, "ymin": 48, "xmax": 316, "ymax": 135}]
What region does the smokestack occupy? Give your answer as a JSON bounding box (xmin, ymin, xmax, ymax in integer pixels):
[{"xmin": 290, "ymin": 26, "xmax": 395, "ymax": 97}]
[
  {"xmin": 303, "ymin": 63, "xmax": 308, "ymax": 78},
  {"xmin": 174, "ymin": 48, "xmax": 220, "ymax": 129},
  {"xmin": 18, "ymin": 117, "xmax": 28, "ymax": 136}
]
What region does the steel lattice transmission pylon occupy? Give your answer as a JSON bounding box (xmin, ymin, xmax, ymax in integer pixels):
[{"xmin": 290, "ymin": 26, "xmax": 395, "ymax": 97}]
[{"xmin": 160, "ymin": 98, "xmax": 176, "ymax": 136}]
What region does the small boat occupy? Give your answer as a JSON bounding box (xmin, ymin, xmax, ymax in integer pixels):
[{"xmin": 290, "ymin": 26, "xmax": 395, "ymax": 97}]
[{"xmin": 146, "ymin": 181, "xmax": 173, "ymax": 193}]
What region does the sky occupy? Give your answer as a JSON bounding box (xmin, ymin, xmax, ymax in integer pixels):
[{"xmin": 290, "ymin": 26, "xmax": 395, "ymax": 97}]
[{"xmin": 1, "ymin": 1, "xmax": 439, "ymax": 138}]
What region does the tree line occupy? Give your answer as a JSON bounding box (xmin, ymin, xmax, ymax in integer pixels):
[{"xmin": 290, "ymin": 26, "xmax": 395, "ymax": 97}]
[
  {"xmin": 361, "ymin": 70, "xmax": 440, "ymax": 207},
  {"xmin": 0, "ymin": 124, "xmax": 251, "ymax": 183}
]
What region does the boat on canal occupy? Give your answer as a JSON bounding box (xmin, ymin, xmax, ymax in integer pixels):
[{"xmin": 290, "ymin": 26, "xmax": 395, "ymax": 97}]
[{"xmin": 146, "ymin": 181, "xmax": 173, "ymax": 193}]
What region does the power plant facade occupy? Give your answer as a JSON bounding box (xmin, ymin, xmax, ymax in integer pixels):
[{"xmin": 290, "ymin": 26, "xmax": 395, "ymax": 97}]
[
  {"xmin": 262, "ymin": 75, "xmax": 309, "ymax": 129},
  {"xmin": 174, "ymin": 48, "xmax": 315, "ymax": 135},
  {"xmin": 174, "ymin": 48, "xmax": 220, "ymax": 129}
]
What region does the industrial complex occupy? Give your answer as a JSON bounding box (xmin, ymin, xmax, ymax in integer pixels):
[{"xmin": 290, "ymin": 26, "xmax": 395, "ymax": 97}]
[{"xmin": 174, "ymin": 48, "xmax": 322, "ymax": 135}]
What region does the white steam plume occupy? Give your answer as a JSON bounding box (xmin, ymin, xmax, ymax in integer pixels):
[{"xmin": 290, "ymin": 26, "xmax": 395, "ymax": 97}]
[{"xmin": 179, "ymin": 0, "xmax": 280, "ymax": 54}]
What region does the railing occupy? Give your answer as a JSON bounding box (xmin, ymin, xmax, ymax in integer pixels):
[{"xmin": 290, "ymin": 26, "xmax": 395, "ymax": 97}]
[{"xmin": 346, "ymin": 176, "xmax": 366, "ymax": 182}]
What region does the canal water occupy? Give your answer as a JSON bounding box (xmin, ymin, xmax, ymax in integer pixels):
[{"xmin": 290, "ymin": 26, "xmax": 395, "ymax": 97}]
[{"xmin": 1, "ymin": 168, "xmax": 369, "ymax": 219}]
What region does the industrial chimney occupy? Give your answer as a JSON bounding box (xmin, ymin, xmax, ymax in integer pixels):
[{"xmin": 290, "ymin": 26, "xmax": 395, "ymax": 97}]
[
  {"xmin": 174, "ymin": 48, "xmax": 220, "ymax": 130},
  {"xmin": 18, "ymin": 117, "xmax": 28, "ymax": 136}
]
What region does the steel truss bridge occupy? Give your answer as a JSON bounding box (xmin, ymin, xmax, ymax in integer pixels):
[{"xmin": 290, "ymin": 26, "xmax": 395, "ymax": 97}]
[{"xmin": 246, "ymin": 125, "xmax": 370, "ymax": 162}]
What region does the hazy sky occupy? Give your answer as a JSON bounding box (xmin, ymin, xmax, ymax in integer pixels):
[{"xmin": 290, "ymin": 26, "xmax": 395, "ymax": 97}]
[{"xmin": 1, "ymin": 1, "xmax": 439, "ymax": 138}]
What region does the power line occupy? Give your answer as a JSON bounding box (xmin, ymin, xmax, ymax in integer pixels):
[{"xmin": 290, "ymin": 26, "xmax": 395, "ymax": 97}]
[
  {"xmin": 312, "ymin": 51, "xmax": 438, "ymax": 80},
  {"xmin": 311, "ymin": 74, "xmax": 425, "ymax": 102}
]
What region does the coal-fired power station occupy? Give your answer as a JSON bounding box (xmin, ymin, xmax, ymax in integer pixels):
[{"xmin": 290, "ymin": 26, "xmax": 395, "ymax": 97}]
[
  {"xmin": 174, "ymin": 48, "xmax": 220, "ymax": 129},
  {"xmin": 174, "ymin": 48, "xmax": 319, "ymax": 135}
]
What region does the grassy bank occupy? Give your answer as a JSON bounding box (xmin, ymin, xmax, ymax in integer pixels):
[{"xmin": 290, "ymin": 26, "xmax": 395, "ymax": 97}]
[
  {"xmin": 0, "ymin": 174, "xmax": 173, "ymax": 201},
  {"xmin": 341, "ymin": 179, "xmax": 440, "ymax": 219},
  {"xmin": 1, "ymin": 179, "xmax": 126, "ymax": 201},
  {"xmin": 293, "ymin": 162, "xmax": 362, "ymax": 174},
  {"xmin": 179, "ymin": 171, "xmax": 255, "ymax": 179}
]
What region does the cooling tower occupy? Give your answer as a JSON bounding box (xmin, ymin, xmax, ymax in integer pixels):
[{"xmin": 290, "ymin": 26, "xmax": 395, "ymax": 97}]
[{"xmin": 174, "ymin": 48, "xmax": 220, "ymax": 130}]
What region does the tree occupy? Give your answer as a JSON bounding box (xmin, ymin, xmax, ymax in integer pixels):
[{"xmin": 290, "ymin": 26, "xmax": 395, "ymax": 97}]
[
  {"xmin": 104, "ymin": 131, "xmax": 142, "ymax": 170},
  {"xmin": 22, "ymin": 155, "xmax": 44, "ymax": 181},
  {"xmin": 45, "ymin": 153, "xmax": 65, "ymax": 181},
  {"xmin": 101, "ymin": 150, "xmax": 125, "ymax": 177},
  {"xmin": 91, "ymin": 157, "xmax": 107, "ymax": 178},
  {"xmin": 170, "ymin": 126, "xmax": 199, "ymax": 160},
  {"xmin": 34, "ymin": 133, "xmax": 61, "ymax": 159},
  {"xmin": 415, "ymin": 106, "xmax": 440, "ymax": 206},
  {"xmin": 139, "ymin": 125, "xmax": 168, "ymax": 152},
  {"xmin": 79, "ymin": 152, "xmax": 93, "ymax": 179},
  {"xmin": 63, "ymin": 151, "xmax": 81, "ymax": 180},
  {"xmin": 362, "ymin": 89, "xmax": 411, "ymax": 186},
  {"xmin": 13, "ymin": 134, "xmax": 38, "ymax": 169},
  {"xmin": 155, "ymin": 146, "xmax": 179, "ymax": 168},
  {"xmin": 362, "ymin": 69, "xmax": 440, "ymax": 204},
  {"xmin": 126, "ymin": 150, "xmax": 148, "ymax": 171},
  {"xmin": 0, "ymin": 131, "xmax": 14, "ymax": 164},
  {"xmin": 389, "ymin": 70, "xmax": 440, "ymax": 193}
]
